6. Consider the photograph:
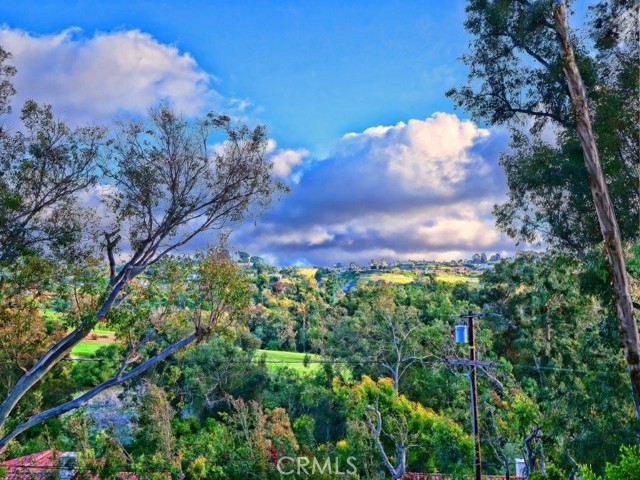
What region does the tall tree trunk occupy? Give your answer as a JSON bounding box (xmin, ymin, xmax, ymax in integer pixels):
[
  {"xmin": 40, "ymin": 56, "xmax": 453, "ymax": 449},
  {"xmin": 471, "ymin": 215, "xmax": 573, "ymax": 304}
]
[
  {"xmin": 0, "ymin": 333, "xmax": 196, "ymax": 451},
  {"xmin": 0, "ymin": 273, "xmax": 128, "ymax": 431},
  {"xmin": 553, "ymin": 1, "xmax": 640, "ymax": 423}
]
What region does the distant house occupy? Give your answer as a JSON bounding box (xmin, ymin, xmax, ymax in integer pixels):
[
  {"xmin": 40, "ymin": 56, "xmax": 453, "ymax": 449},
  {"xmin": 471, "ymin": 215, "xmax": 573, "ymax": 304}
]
[{"xmin": 2, "ymin": 449, "xmax": 62, "ymax": 479}]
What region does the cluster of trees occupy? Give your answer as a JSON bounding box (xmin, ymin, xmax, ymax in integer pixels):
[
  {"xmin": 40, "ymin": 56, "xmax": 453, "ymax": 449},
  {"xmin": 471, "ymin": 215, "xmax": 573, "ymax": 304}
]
[
  {"xmin": 2, "ymin": 248, "xmax": 638, "ymax": 478},
  {"xmin": 447, "ymin": 0, "xmax": 639, "ymax": 419},
  {"xmin": 0, "ymin": 0, "xmax": 638, "ymax": 478},
  {"xmin": 0, "ymin": 40, "xmax": 286, "ymax": 453}
]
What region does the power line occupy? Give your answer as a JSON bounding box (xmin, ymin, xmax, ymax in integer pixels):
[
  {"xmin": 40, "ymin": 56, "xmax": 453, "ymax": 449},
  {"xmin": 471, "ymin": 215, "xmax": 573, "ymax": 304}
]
[{"xmin": 64, "ymin": 354, "xmax": 605, "ymax": 375}]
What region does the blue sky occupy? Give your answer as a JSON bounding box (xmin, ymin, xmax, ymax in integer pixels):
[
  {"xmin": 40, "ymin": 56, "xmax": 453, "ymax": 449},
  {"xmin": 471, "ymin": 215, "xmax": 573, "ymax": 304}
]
[
  {"xmin": 0, "ymin": 1, "xmax": 471, "ymax": 155},
  {"xmin": 1, "ymin": 1, "xmax": 576, "ymax": 265}
]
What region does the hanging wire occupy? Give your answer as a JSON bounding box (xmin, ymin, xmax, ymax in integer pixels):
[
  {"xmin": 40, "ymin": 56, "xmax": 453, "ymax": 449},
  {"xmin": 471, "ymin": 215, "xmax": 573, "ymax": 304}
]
[{"xmin": 62, "ymin": 355, "xmax": 607, "ymax": 375}]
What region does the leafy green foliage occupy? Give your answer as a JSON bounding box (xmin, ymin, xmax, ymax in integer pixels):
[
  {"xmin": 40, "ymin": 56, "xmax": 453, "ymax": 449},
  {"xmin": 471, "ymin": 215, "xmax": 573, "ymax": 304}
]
[
  {"xmin": 480, "ymin": 253, "xmax": 636, "ymax": 471},
  {"xmin": 336, "ymin": 375, "xmax": 473, "ymax": 476},
  {"xmin": 2, "ymin": 254, "xmax": 633, "ymax": 477},
  {"xmin": 70, "ymin": 345, "xmax": 123, "ymax": 388},
  {"xmin": 579, "ymin": 445, "xmax": 640, "ymax": 480},
  {"xmin": 449, "ymin": 0, "xmax": 639, "ymax": 254},
  {"xmin": 0, "ymin": 100, "xmax": 104, "ymax": 261}
]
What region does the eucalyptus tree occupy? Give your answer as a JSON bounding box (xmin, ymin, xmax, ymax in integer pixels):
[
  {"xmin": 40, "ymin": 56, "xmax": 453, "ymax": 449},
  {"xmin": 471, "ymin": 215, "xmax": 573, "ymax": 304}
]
[
  {"xmin": 0, "ymin": 99, "xmax": 104, "ymax": 262},
  {"xmin": 0, "ymin": 47, "xmax": 106, "ymax": 263},
  {"xmin": 0, "ymin": 46, "xmax": 15, "ymax": 117},
  {"xmin": 0, "ymin": 89, "xmax": 285, "ymax": 449},
  {"xmin": 448, "ymin": 0, "xmax": 640, "ymax": 422},
  {"xmin": 325, "ymin": 285, "xmax": 447, "ymax": 393},
  {"xmin": 480, "ymin": 253, "xmax": 637, "ymax": 471},
  {"xmin": 336, "ymin": 375, "xmax": 473, "ymax": 479}
]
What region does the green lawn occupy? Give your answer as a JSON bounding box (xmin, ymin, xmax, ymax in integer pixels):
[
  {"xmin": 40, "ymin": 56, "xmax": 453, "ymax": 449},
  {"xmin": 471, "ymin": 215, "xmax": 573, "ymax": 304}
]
[
  {"xmin": 435, "ymin": 272, "xmax": 480, "ymax": 284},
  {"xmin": 254, "ymin": 349, "xmax": 322, "ymax": 373},
  {"xmin": 296, "ymin": 267, "xmax": 318, "ymax": 279},
  {"xmin": 71, "ymin": 341, "xmax": 113, "ymax": 357},
  {"xmin": 361, "ymin": 272, "xmax": 416, "ymax": 284}
]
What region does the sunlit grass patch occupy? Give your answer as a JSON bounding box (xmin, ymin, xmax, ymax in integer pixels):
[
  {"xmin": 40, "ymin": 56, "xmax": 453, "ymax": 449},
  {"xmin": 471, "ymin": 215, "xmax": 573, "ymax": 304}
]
[
  {"xmin": 255, "ymin": 349, "xmax": 322, "ymax": 373},
  {"xmin": 435, "ymin": 272, "xmax": 479, "ymax": 284},
  {"xmin": 362, "ymin": 272, "xmax": 416, "ymax": 284},
  {"xmin": 71, "ymin": 341, "xmax": 113, "ymax": 357},
  {"xmin": 296, "ymin": 267, "xmax": 318, "ymax": 279}
]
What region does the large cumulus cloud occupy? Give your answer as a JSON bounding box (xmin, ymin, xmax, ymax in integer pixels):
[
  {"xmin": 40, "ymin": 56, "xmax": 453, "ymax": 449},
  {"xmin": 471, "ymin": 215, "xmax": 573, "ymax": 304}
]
[
  {"xmin": 0, "ymin": 27, "xmax": 217, "ymax": 123},
  {"xmin": 0, "ymin": 27, "xmax": 516, "ymax": 265},
  {"xmin": 231, "ymin": 113, "xmax": 515, "ymax": 265}
]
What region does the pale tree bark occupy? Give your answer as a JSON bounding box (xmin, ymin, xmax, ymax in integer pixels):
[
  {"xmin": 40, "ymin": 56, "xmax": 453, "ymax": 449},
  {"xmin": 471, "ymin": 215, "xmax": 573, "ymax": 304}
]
[
  {"xmin": 0, "ymin": 333, "xmax": 196, "ymax": 451},
  {"xmin": 0, "ymin": 259, "xmax": 240, "ymax": 451},
  {"xmin": 363, "ymin": 405, "xmax": 407, "ymax": 480},
  {"xmin": 553, "ymin": 1, "xmax": 640, "ymax": 422},
  {"xmin": 0, "ymin": 107, "xmax": 279, "ymax": 451},
  {"xmin": 0, "ymin": 268, "xmax": 133, "ymax": 432}
]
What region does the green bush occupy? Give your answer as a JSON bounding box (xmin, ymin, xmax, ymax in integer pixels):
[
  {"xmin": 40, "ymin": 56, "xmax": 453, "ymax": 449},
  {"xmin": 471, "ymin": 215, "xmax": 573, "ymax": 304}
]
[
  {"xmin": 579, "ymin": 445, "xmax": 640, "ymax": 480},
  {"xmin": 69, "ymin": 344, "xmax": 121, "ymax": 388}
]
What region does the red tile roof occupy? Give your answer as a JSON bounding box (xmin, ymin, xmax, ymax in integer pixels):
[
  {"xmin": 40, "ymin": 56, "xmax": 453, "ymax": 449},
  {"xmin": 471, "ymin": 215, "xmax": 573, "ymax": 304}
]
[
  {"xmin": 2, "ymin": 450, "xmax": 136, "ymax": 480},
  {"xmin": 2, "ymin": 449, "xmax": 58, "ymax": 479}
]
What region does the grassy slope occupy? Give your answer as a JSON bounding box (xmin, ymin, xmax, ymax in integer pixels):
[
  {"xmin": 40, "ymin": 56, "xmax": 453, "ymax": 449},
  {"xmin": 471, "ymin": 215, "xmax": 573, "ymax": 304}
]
[
  {"xmin": 435, "ymin": 272, "xmax": 479, "ymax": 284},
  {"xmin": 359, "ymin": 271, "xmax": 479, "ymax": 285},
  {"xmin": 296, "ymin": 267, "xmax": 318, "ymax": 280},
  {"xmin": 255, "ymin": 349, "xmax": 322, "ymax": 373},
  {"xmin": 296, "ymin": 267, "xmax": 319, "ymax": 288},
  {"xmin": 361, "ymin": 272, "xmax": 416, "ymax": 284}
]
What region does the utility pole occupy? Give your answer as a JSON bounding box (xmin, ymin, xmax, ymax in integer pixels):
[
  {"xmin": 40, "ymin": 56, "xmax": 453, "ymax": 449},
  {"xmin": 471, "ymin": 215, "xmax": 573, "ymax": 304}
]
[
  {"xmin": 468, "ymin": 311, "xmax": 482, "ymax": 480},
  {"xmin": 453, "ymin": 312, "xmax": 484, "ymax": 480}
]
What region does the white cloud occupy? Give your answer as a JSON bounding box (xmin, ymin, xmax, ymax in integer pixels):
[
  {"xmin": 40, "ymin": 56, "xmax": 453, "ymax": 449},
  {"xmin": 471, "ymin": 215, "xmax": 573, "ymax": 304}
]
[
  {"xmin": 338, "ymin": 113, "xmax": 490, "ymax": 193},
  {"xmin": 231, "ymin": 113, "xmax": 515, "ymax": 265},
  {"xmin": 0, "ymin": 27, "xmax": 217, "ymax": 123},
  {"xmin": 265, "ymin": 139, "xmax": 310, "ymax": 180},
  {"xmin": 257, "ymin": 225, "xmax": 335, "ymax": 247},
  {"xmin": 228, "ymin": 97, "xmax": 253, "ymax": 112}
]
